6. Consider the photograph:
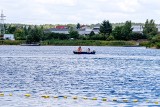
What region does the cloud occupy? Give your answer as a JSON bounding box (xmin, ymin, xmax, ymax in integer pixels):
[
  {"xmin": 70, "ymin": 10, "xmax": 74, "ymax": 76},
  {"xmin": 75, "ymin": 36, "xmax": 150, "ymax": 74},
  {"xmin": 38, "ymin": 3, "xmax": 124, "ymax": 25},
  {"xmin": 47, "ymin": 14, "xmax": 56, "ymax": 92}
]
[
  {"xmin": 1, "ymin": 0, "xmax": 160, "ymax": 24},
  {"xmin": 117, "ymin": 0, "xmax": 140, "ymax": 13},
  {"xmin": 34, "ymin": 0, "xmax": 77, "ymax": 6}
]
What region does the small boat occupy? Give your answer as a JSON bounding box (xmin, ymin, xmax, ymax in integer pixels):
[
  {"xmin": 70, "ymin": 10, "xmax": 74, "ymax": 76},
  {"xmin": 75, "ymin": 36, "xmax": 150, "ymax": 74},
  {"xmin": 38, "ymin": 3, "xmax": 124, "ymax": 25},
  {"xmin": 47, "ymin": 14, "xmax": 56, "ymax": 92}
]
[{"xmin": 73, "ymin": 51, "xmax": 96, "ymax": 54}]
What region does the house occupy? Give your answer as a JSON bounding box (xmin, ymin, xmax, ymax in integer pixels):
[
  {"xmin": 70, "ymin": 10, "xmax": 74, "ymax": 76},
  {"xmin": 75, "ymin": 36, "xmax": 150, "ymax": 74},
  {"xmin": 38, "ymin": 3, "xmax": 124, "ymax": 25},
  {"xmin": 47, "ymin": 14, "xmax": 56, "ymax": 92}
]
[
  {"xmin": 46, "ymin": 28, "xmax": 69, "ymax": 34},
  {"xmin": 132, "ymin": 25, "xmax": 143, "ymax": 33},
  {"xmin": 55, "ymin": 25, "xmax": 67, "ymax": 29},
  {"xmin": 92, "ymin": 26, "xmax": 100, "ymax": 34},
  {"xmin": 3, "ymin": 34, "xmax": 15, "ymax": 40},
  {"xmin": 132, "ymin": 25, "xmax": 160, "ymax": 33},
  {"xmin": 157, "ymin": 25, "xmax": 160, "ymax": 33},
  {"xmin": 47, "ymin": 28, "xmax": 100, "ymax": 35}
]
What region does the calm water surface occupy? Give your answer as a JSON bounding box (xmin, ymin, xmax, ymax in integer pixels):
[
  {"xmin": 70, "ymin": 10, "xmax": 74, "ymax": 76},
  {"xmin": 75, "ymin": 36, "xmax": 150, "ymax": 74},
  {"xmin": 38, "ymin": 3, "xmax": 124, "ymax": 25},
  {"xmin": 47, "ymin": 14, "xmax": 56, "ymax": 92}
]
[{"xmin": 0, "ymin": 46, "xmax": 160, "ymax": 107}]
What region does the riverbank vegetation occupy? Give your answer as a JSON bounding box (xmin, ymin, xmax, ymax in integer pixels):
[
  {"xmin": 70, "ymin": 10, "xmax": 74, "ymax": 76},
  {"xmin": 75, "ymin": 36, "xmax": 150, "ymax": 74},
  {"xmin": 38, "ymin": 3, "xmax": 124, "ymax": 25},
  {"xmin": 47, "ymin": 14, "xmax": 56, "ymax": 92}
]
[
  {"xmin": 0, "ymin": 40, "xmax": 24, "ymax": 45},
  {"xmin": 1, "ymin": 19, "xmax": 160, "ymax": 48},
  {"xmin": 148, "ymin": 34, "xmax": 160, "ymax": 48},
  {"xmin": 0, "ymin": 40, "xmax": 136, "ymax": 46},
  {"xmin": 41, "ymin": 40, "xmax": 136, "ymax": 46}
]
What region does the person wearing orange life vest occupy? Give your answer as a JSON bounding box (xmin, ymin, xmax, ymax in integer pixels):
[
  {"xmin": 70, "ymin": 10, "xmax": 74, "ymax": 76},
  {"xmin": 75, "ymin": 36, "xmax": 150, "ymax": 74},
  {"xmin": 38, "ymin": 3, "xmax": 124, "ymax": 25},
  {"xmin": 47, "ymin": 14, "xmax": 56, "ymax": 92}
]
[{"xmin": 77, "ymin": 46, "xmax": 82, "ymax": 52}]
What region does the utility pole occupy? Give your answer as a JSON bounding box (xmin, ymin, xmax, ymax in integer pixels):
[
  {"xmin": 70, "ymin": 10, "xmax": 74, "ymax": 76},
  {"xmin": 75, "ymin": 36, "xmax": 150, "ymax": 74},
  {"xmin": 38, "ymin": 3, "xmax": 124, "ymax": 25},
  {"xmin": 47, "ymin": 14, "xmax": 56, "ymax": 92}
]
[{"xmin": 0, "ymin": 10, "xmax": 6, "ymax": 38}]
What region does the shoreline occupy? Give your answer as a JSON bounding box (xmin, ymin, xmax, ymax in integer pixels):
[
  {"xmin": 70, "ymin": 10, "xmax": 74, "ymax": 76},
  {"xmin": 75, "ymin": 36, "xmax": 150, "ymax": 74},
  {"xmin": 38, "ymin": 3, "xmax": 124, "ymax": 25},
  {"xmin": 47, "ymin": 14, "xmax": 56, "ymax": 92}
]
[{"xmin": 0, "ymin": 40, "xmax": 151, "ymax": 48}]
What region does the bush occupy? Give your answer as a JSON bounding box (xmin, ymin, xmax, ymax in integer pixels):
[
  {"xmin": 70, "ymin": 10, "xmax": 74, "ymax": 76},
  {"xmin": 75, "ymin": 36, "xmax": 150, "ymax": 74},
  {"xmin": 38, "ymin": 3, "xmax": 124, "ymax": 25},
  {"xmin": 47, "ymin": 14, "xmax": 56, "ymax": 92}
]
[
  {"xmin": 79, "ymin": 36, "xmax": 88, "ymax": 40},
  {"xmin": 43, "ymin": 32, "xmax": 69, "ymax": 40},
  {"xmin": 0, "ymin": 40, "xmax": 25, "ymax": 45},
  {"xmin": 106, "ymin": 35, "xmax": 114, "ymax": 41},
  {"xmin": 131, "ymin": 32, "xmax": 146, "ymax": 40},
  {"xmin": 151, "ymin": 34, "xmax": 160, "ymax": 43},
  {"xmin": 139, "ymin": 41, "xmax": 149, "ymax": 46},
  {"xmin": 149, "ymin": 34, "xmax": 160, "ymax": 48},
  {"xmin": 90, "ymin": 34, "xmax": 106, "ymax": 40},
  {"xmin": 104, "ymin": 41, "xmax": 135, "ymax": 46},
  {"xmin": 156, "ymin": 42, "xmax": 160, "ymax": 49}
]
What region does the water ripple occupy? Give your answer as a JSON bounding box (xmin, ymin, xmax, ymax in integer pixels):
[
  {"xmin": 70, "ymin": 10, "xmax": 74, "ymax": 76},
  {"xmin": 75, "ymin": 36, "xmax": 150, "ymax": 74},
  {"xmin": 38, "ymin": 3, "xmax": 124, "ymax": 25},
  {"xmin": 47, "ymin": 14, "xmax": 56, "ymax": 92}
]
[{"xmin": 0, "ymin": 46, "xmax": 160, "ymax": 106}]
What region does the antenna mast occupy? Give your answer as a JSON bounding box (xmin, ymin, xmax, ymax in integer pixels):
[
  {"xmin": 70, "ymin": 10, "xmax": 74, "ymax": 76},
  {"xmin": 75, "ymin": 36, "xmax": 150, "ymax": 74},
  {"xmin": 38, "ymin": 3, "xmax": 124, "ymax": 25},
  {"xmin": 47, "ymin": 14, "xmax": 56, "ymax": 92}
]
[{"xmin": 0, "ymin": 10, "xmax": 6, "ymax": 37}]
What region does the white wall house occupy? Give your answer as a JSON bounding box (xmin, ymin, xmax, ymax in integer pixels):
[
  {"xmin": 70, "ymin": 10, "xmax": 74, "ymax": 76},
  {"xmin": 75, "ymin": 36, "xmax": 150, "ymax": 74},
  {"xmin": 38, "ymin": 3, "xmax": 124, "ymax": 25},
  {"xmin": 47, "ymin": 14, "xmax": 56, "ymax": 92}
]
[
  {"xmin": 157, "ymin": 25, "xmax": 160, "ymax": 32},
  {"xmin": 132, "ymin": 25, "xmax": 160, "ymax": 33},
  {"xmin": 3, "ymin": 34, "xmax": 15, "ymax": 40},
  {"xmin": 132, "ymin": 25, "xmax": 143, "ymax": 33}
]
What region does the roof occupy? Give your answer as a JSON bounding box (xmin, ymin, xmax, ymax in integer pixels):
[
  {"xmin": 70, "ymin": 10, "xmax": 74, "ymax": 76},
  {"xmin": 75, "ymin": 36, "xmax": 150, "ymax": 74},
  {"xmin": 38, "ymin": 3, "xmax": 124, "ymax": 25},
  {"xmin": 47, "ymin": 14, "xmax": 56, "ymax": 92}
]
[{"xmin": 49, "ymin": 28, "xmax": 69, "ymax": 31}]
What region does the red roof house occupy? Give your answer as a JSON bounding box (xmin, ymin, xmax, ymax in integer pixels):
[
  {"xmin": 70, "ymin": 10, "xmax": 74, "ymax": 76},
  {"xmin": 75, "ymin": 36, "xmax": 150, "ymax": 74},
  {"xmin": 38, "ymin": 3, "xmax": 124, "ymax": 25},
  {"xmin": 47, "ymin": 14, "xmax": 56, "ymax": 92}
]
[{"xmin": 56, "ymin": 26, "xmax": 66, "ymax": 29}]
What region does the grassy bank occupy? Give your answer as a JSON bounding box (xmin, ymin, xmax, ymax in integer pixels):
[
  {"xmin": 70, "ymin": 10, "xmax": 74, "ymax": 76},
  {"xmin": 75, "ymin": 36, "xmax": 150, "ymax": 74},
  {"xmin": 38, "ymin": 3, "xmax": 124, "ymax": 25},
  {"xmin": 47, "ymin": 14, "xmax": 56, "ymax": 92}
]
[
  {"xmin": 0, "ymin": 40, "xmax": 25, "ymax": 45},
  {"xmin": 41, "ymin": 40, "xmax": 137, "ymax": 46},
  {"xmin": 0, "ymin": 40, "xmax": 146, "ymax": 47}
]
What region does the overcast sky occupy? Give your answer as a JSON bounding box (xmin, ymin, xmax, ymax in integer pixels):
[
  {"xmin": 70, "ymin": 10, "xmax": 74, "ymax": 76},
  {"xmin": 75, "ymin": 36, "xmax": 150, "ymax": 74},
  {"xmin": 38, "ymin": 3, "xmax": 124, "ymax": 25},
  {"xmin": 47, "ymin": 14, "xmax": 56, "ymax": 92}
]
[{"xmin": 1, "ymin": 0, "xmax": 160, "ymax": 24}]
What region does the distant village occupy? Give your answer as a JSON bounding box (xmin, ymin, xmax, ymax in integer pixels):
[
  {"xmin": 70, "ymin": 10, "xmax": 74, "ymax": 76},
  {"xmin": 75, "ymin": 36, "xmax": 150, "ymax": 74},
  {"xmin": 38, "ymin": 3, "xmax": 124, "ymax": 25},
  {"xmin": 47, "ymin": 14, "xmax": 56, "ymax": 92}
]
[
  {"xmin": 1, "ymin": 23, "xmax": 160, "ymax": 41},
  {"xmin": 46, "ymin": 24, "xmax": 160, "ymax": 36}
]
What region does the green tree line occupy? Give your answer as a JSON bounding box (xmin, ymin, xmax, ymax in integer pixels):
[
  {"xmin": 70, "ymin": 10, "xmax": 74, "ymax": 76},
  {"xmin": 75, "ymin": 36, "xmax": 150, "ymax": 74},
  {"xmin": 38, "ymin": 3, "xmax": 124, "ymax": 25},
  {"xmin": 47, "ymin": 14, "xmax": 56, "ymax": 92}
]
[{"xmin": 3, "ymin": 19, "xmax": 160, "ymax": 48}]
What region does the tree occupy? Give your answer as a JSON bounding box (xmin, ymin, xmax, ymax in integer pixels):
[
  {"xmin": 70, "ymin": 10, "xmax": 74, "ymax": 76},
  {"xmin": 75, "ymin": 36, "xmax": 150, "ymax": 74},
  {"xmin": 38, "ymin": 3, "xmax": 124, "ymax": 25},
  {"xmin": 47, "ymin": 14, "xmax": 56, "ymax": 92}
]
[
  {"xmin": 14, "ymin": 28, "xmax": 25, "ymax": 40},
  {"xmin": 151, "ymin": 34, "xmax": 160, "ymax": 44},
  {"xmin": 4, "ymin": 24, "xmax": 7, "ymax": 33},
  {"xmin": 28, "ymin": 25, "xmax": 32, "ymax": 32},
  {"xmin": 26, "ymin": 26, "xmax": 43, "ymax": 43},
  {"xmin": 106, "ymin": 35, "xmax": 115, "ymax": 41},
  {"xmin": 99, "ymin": 20, "xmax": 112, "ymax": 35},
  {"xmin": 89, "ymin": 31, "xmax": 95, "ymax": 37},
  {"xmin": 112, "ymin": 21, "xmax": 133, "ymax": 40},
  {"xmin": 112, "ymin": 26, "xmax": 123, "ymax": 40},
  {"xmin": 8, "ymin": 25, "xmax": 16, "ymax": 34},
  {"xmin": 131, "ymin": 32, "xmax": 146, "ymax": 40},
  {"xmin": 150, "ymin": 34, "xmax": 160, "ymax": 48},
  {"xmin": 69, "ymin": 27, "xmax": 79, "ymax": 39},
  {"xmin": 23, "ymin": 26, "xmax": 29, "ymax": 35},
  {"xmin": 143, "ymin": 19, "xmax": 158, "ymax": 39},
  {"xmin": 76, "ymin": 23, "xmax": 81, "ymax": 29},
  {"xmin": 121, "ymin": 21, "xmax": 133, "ymax": 40}
]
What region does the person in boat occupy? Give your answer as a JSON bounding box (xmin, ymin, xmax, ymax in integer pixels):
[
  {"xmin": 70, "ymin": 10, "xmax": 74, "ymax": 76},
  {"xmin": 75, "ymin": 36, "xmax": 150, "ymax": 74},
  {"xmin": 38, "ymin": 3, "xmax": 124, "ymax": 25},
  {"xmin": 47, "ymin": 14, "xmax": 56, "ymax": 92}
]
[
  {"xmin": 77, "ymin": 46, "xmax": 82, "ymax": 52},
  {"xmin": 87, "ymin": 48, "xmax": 90, "ymax": 53}
]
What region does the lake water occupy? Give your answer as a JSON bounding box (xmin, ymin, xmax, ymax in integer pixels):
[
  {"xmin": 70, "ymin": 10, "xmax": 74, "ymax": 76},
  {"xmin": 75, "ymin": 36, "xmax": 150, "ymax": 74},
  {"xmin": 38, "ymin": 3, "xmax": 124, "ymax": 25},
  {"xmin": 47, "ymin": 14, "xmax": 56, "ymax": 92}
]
[{"xmin": 0, "ymin": 46, "xmax": 160, "ymax": 107}]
